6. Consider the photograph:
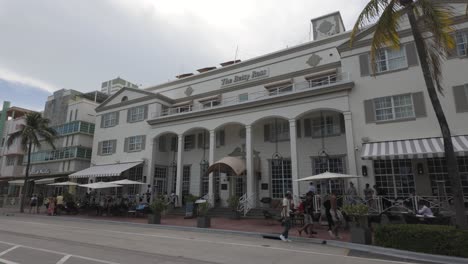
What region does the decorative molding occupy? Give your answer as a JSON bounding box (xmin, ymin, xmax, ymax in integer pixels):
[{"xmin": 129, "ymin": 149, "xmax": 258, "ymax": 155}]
[
  {"xmin": 306, "ymin": 54, "xmax": 323, "ymax": 67},
  {"xmin": 184, "ymin": 86, "xmax": 194, "ymax": 96},
  {"xmin": 318, "ymin": 20, "xmax": 333, "ymax": 34}
]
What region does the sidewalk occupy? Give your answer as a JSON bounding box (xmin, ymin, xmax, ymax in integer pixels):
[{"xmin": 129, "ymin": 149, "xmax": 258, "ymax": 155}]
[{"xmin": 0, "ymin": 207, "xmax": 350, "ymax": 242}]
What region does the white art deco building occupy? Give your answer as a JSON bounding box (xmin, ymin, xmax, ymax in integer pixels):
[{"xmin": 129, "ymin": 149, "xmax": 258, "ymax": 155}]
[{"xmin": 71, "ymin": 3, "xmax": 468, "ymax": 210}]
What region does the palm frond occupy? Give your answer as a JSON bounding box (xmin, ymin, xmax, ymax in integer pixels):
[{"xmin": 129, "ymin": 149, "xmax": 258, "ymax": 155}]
[
  {"xmin": 350, "ymin": 0, "xmax": 391, "ymax": 46},
  {"xmin": 6, "ymin": 129, "xmax": 23, "ymax": 148}
]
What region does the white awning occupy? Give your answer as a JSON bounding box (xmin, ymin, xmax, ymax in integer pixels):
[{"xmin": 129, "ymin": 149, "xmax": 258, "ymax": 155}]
[
  {"xmin": 69, "ymin": 162, "xmax": 143, "ymax": 179},
  {"xmin": 34, "ymin": 177, "xmax": 60, "ymax": 185},
  {"xmin": 8, "ymin": 180, "xmax": 27, "ymax": 186},
  {"xmin": 207, "ymin": 157, "xmax": 246, "ymax": 176},
  {"xmin": 297, "ymin": 172, "xmax": 361, "ymax": 182},
  {"xmin": 361, "ymin": 135, "xmax": 468, "ymax": 160}
]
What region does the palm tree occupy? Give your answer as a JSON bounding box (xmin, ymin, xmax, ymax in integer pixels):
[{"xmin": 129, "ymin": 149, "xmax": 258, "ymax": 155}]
[
  {"xmin": 351, "ymin": 0, "xmax": 467, "ymax": 228},
  {"xmin": 7, "ymin": 112, "xmax": 57, "ymax": 213}
]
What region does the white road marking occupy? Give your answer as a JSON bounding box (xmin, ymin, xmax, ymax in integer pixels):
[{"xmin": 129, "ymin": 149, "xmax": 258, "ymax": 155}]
[
  {"xmin": 0, "ymin": 258, "xmax": 20, "ymax": 264},
  {"xmin": 0, "ymin": 246, "xmax": 20, "ymax": 257},
  {"xmin": 0, "ymin": 240, "xmax": 119, "ymax": 264},
  {"xmin": 56, "ymin": 254, "xmax": 72, "ymax": 264},
  {"xmin": 0, "ymin": 218, "xmax": 415, "ymax": 264}
]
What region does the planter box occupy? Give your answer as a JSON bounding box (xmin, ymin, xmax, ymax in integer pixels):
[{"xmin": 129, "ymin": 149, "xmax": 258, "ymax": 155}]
[
  {"xmin": 197, "ymin": 216, "xmax": 211, "ymax": 228},
  {"xmin": 148, "ymin": 213, "xmax": 161, "ymax": 224},
  {"xmin": 230, "ymin": 211, "xmax": 241, "ymax": 220},
  {"xmin": 350, "ymin": 226, "xmax": 372, "ymax": 245}
]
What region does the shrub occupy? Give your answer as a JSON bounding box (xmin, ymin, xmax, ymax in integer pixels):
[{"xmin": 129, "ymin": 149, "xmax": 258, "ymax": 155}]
[
  {"xmin": 374, "ymin": 224, "xmax": 468, "ymax": 258},
  {"xmin": 149, "ymin": 198, "xmax": 167, "ymax": 214},
  {"xmin": 227, "ymin": 196, "xmax": 240, "ymax": 211},
  {"xmin": 197, "ymin": 202, "xmax": 210, "ymax": 217}
]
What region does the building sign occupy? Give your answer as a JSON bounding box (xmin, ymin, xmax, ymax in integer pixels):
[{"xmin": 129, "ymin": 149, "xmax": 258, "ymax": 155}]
[
  {"xmin": 30, "ymin": 168, "xmax": 51, "ymax": 175},
  {"xmin": 220, "ymin": 68, "xmax": 270, "ymax": 87}
]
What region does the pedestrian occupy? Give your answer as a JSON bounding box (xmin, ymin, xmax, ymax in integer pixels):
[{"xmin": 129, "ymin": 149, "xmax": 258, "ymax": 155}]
[
  {"xmin": 37, "ymin": 193, "xmax": 44, "ymax": 214},
  {"xmin": 56, "ymin": 193, "xmax": 64, "ymax": 215},
  {"xmin": 329, "ymin": 191, "xmax": 343, "ymax": 239},
  {"xmin": 29, "ymin": 194, "xmax": 38, "ymax": 214},
  {"xmin": 346, "ymin": 182, "xmax": 358, "ymax": 205},
  {"xmin": 298, "ymin": 192, "xmax": 316, "ymax": 237},
  {"xmin": 48, "ymin": 196, "xmax": 56, "ymax": 216},
  {"xmin": 364, "ymin": 184, "xmax": 375, "ymax": 207},
  {"xmin": 308, "ymin": 182, "xmax": 316, "ymax": 194},
  {"xmin": 279, "ymin": 191, "xmax": 293, "ymax": 242}
]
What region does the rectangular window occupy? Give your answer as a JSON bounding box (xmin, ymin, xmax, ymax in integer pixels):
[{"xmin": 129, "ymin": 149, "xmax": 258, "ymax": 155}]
[
  {"xmin": 176, "ymin": 104, "xmax": 192, "ymax": 113},
  {"xmin": 428, "ymin": 157, "xmax": 468, "ymax": 196},
  {"xmin": 102, "ymin": 112, "xmax": 118, "ymax": 128},
  {"xmin": 182, "ymin": 165, "xmax": 191, "ymax": 197},
  {"xmin": 128, "ymin": 106, "xmax": 145, "ymax": 122},
  {"xmin": 128, "ymin": 136, "xmax": 144, "ymax": 152},
  {"xmin": 238, "ymin": 93, "xmax": 249, "ymax": 102},
  {"xmin": 127, "ymin": 166, "xmax": 143, "ymax": 194},
  {"xmin": 101, "ymin": 140, "xmax": 114, "ymax": 155},
  {"xmin": 267, "ymin": 85, "xmax": 293, "ymax": 96},
  {"xmin": 374, "ymin": 159, "xmax": 414, "ymax": 198},
  {"xmin": 200, "ymin": 163, "xmax": 209, "ymax": 196},
  {"xmin": 153, "ymin": 166, "xmax": 168, "ymax": 196},
  {"xmin": 311, "ymin": 114, "xmax": 341, "ymax": 137},
  {"xmin": 374, "ymin": 94, "xmax": 415, "ymax": 121},
  {"xmin": 313, "ymin": 157, "xmax": 346, "ymax": 194},
  {"xmin": 184, "ymin": 135, "xmax": 195, "ymax": 151},
  {"xmin": 216, "ymin": 130, "xmax": 225, "ymax": 147},
  {"xmin": 201, "ymin": 100, "xmax": 220, "ymax": 109},
  {"xmin": 6, "ymin": 156, "xmax": 15, "ymax": 166},
  {"xmin": 270, "ymin": 159, "xmax": 292, "ymax": 199},
  {"xmin": 170, "ymin": 136, "xmax": 178, "ymax": 151},
  {"xmin": 268, "ymin": 120, "xmax": 290, "ymax": 142},
  {"xmin": 375, "ymin": 47, "xmax": 407, "ymax": 73},
  {"xmin": 456, "ymin": 31, "xmax": 468, "ymax": 57}
]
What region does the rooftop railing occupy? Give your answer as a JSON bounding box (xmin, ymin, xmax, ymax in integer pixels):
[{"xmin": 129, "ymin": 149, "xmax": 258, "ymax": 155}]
[{"xmin": 152, "ymin": 72, "xmax": 351, "ymax": 118}]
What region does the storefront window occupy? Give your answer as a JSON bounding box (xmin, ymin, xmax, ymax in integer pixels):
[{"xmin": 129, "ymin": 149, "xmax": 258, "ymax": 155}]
[
  {"xmin": 374, "ymin": 159, "xmax": 414, "ymax": 198},
  {"xmin": 427, "ymin": 157, "xmax": 468, "ymax": 196}
]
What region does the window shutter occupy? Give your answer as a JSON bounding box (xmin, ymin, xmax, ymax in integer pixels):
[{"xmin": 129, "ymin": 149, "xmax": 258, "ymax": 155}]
[
  {"xmin": 264, "ymin": 124, "xmax": 270, "ymax": 142},
  {"xmin": 112, "ymin": 140, "xmax": 117, "ymax": 153},
  {"xmin": 143, "ymin": 105, "xmax": 148, "ymax": 120},
  {"xmin": 359, "ymin": 53, "xmax": 370, "ymax": 77},
  {"xmin": 159, "ymin": 136, "xmax": 166, "ymax": 152},
  {"xmin": 412, "ymin": 92, "xmax": 427, "ymax": 117},
  {"xmin": 454, "ymin": 85, "xmax": 468, "ymax": 113},
  {"xmin": 127, "ymin": 108, "xmax": 132, "ymax": 123},
  {"xmin": 97, "ymin": 142, "xmax": 102, "ymax": 155},
  {"xmin": 220, "ymin": 130, "xmax": 225, "ymax": 146},
  {"xmin": 124, "ymin": 138, "xmax": 129, "ymax": 153},
  {"xmin": 364, "ymin": 99, "xmax": 376, "ymax": 123},
  {"xmin": 339, "ymin": 114, "xmax": 346, "ymax": 133},
  {"xmin": 405, "ymin": 42, "xmax": 419, "ymax": 66},
  {"xmin": 296, "ymin": 120, "xmax": 301, "ymax": 138},
  {"xmin": 141, "ymin": 135, "xmax": 146, "ymax": 150},
  {"xmin": 304, "ymin": 119, "xmax": 311, "ymax": 137},
  {"xmin": 100, "ymin": 115, "xmax": 105, "ymax": 128},
  {"xmin": 115, "ymin": 111, "xmax": 119, "ymax": 125},
  {"xmin": 198, "ymin": 133, "xmax": 203, "ymax": 149}
]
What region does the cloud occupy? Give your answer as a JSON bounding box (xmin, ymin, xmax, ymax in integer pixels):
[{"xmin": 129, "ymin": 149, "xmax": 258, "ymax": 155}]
[{"xmin": 0, "ymin": 66, "xmax": 58, "ymax": 93}]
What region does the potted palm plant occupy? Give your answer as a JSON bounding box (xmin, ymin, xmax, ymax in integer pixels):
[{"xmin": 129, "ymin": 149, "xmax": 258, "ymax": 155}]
[
  {"xmin": 148, "ymin": 198, "xmax": 167, "ymax": 224},
  {"xmin": 342, "ymin": 204, "xmax": 371, "ymax": 244},
  {"xmin": 227, "ymin": 196, "xmax": 241, "ymax": 220},
  {"xmin": 184, "ymin": 194, "xmax": 198, "ymax": 218},
  {"xmin": 196, "ymin": 202, "xmax": 211, "ymax": 228}
]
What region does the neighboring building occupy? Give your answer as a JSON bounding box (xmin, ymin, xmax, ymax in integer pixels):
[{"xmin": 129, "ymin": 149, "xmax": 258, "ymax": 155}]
[
  {"xmin": 101, "ymin": 77, "xmax": 139, "ymax": 95},
  {"xmin": 0, "ymin": 102, "xmax": 33, "ymax": 196},
  {"xmin": 26, "ymin": 89, "xmax": 108, "ymax": 194},
  {"xmin": 76, "ymin": 3, "xmax": 468, "ymax": 210}
]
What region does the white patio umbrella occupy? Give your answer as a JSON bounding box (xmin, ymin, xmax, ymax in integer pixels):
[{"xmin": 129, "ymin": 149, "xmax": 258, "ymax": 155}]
[
  {"xmin": 296, "ymin": 171, "xmax": 362, "ymax": 193},
  {"xmin": 47, "ymin": 181, "xmax": 79, "ymax": 186},
  {"xmin": 78, "ymin": 182, "xmax": 122, "ymax": 189},
  {"xmin": 108, "ymin": 179, "xmax": 145, "ymax": 185}
]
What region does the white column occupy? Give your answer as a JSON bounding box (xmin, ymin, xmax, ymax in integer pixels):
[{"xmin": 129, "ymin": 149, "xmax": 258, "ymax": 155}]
[
  {"xmin": 175, "ymin": 134, "xmax": 183, "ymax": 206},
  {"xmin": 343, "ymin": 111, "xmax": 358, "ymax": 179},
  {"xmin": 245, "ymin": 125, "xmax": 255, "ymax": 205},
  {"xmin": 208, "ymin": 130, "xmax": 215, "ymax": 205},
  {"xmin": 289, "ymin": 119, "xmax": 299, "ymax": 197}
]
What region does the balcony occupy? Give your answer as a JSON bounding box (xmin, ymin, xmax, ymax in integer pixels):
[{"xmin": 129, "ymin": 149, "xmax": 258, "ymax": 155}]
[
  {"xmin": 53, "ymin": 121, "xmax": 95, "ymax": 136},
  {"xmin": 151, "ymin": 72, "xmax": 351, "ymax": 119},
  {"xmin": 26, "ymin": 146, "xmax": 92, "ymax": 164}
]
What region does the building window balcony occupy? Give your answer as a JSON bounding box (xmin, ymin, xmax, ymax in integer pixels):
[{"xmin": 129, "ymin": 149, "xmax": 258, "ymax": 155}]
[
  {"xmin": 53, "ymin": 121, "xmax": 95, "ymax": 136},
  {"xmin": 27, "ymin": 146, "xmax": 92, "ymax": 164}
]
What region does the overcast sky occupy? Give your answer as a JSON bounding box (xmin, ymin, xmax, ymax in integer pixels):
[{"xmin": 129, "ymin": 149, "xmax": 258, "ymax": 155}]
[{"xmin": 0, "ymin": 0, "xmax": 369, "ymax": 110}]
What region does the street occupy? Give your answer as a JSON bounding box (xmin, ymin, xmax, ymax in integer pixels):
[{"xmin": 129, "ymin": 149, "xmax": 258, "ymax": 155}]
[{"xmin": 0, "ymin": 214, "xmax": 418, "ymax": 264}]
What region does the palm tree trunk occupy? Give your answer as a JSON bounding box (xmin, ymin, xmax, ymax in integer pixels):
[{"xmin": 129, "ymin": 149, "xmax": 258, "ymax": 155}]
[
  {"xmin": 20, "ymin": 141, "xmax": 32, "ymax": 213},
  {"xmin": 407, "ymin": 8, "xmax": 467, "ymax": 228}
]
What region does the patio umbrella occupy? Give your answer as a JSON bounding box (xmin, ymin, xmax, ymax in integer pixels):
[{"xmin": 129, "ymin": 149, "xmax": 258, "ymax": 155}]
[
  {"xmin": 296, "ymin": 171, "xmax": 362, "ymax": 193},
  {"xmin": 108, "ymin": 179, "xmax": 145, "ymax": 185},
  {"xmin": 78, "ymin": 182, "xmax": 122, "ymax": 189},
  {"xmin": 47, "ymin": 181, "xmax": 79, "ymax": 186}
]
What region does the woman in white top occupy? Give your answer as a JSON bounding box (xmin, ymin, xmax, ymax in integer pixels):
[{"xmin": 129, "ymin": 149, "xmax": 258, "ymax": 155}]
[{"xmin": 417, "ymin": 201, "xmax": 434, "ymax": 217}]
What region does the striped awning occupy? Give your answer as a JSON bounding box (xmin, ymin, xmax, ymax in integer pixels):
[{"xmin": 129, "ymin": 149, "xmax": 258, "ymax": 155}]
[
  {"xmin": 69, "ymin": 161, "xmax": 142, "ymax": 179},
  {"xmin": 361, "ymin": 135, "xmax": 468, "ymax": 160}
]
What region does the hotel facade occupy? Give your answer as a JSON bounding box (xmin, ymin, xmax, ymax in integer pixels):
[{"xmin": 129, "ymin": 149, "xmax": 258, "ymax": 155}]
[{"xmin": 73, "ymin": 4, "xmax": 468, "ymax": 210}]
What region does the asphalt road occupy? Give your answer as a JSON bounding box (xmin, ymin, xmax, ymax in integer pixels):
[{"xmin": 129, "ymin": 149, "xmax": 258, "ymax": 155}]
[{"xmin": 0, "ymin": 214, "xmax": 418, "ymax": 264}]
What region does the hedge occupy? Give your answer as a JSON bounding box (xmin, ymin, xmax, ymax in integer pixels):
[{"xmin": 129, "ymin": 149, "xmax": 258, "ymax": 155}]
[{"xmin": 374, "ymin": 224, "xmax": 468, "ymax": 258}]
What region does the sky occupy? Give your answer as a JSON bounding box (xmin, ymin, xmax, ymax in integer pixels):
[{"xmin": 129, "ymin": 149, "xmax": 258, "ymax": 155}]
[{"xmin": 0, "ymin": 0, "xmax": 369, "ymax": 111}]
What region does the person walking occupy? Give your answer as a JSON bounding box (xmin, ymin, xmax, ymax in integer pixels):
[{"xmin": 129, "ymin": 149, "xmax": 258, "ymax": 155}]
[
  {"xmin": 346, "ymin": 182, "xmax": 358, "ymax": 205},
  {"xmin": 29, "ymin": 194, "xmax": 38, "ymax": 214},
  {"xmin": 329, "ymin": 191, "xmax": 343, "ymax": 239},
  {"xmin": 56, "ymin": 194, "xmax": 64, "ymax": 215},
  {"xmin": 48, "ymin": 196, "xmax": 56, "ymax": 216},
  {"xmin": 279, "ymin": 191, "xmax": 293, "ymax": 242},
  {"xmin": 364, "ymin": 183, "xmax": 375, "ymax": 208},
  {"xmin": 37, "ymin": 193, "xmax": 44, "ymax": 214},
  {"xmin": 298, "ymin": 192, "xmax": 316, "ymax": 237},
  {"xmin": 308, "ymin": 182, "xmax": 316, "ymax": 194}
]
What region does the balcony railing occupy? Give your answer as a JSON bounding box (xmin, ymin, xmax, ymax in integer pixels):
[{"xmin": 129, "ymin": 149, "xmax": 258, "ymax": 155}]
[
  {"xmin": 152, "ymin": 72, "xmax": 351, "ymax": 118},
  {"xmin": 52, "ymin": 121, "xmax": 95, "ymax": 136}
]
